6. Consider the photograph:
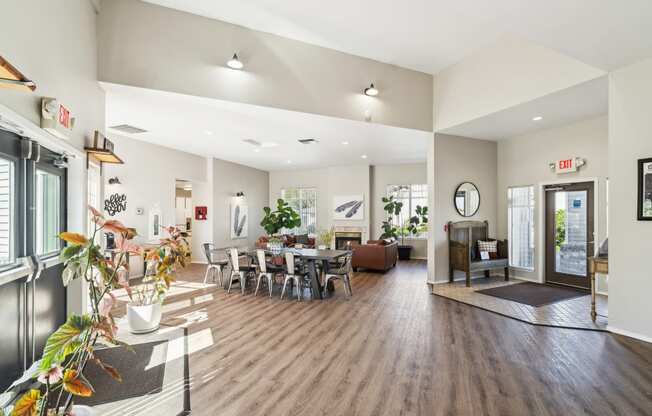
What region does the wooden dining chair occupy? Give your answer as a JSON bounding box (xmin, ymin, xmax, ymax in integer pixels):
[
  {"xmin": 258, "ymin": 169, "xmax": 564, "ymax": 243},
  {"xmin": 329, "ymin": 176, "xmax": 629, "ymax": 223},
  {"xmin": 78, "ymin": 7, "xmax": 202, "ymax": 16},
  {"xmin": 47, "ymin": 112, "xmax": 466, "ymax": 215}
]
[
  {"xmin": 281, "ymin": 252, "xmax": 306, "ymax": 301},
  {"xmin": 323, "ymin": 252, "xmax": 353, "ymax": 297}
]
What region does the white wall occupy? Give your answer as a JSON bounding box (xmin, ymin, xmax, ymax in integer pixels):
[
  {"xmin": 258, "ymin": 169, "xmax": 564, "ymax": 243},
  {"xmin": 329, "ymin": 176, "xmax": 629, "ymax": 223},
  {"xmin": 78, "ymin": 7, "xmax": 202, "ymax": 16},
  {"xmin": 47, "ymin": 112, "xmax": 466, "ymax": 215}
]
[
  {"xmin": 0, "ymin": 0, "xmax": 105, "ymax": 151},
  {"xmin": 370, "ymin": 163, "xmax": 428, "ymax": 258},
  {"xmin": 433, "ymin": 36, "xmax": 605, "ymax": 131},
  {"xmin": 433, "ymin": 134, "xmax": 498, "ymax": 282},
  {"xmin": 607, "ymin": 58, "xmax": 652, "ymax": 342},
  {"xmin": 269, "ymin": 165, "xmax": 371, "ymax": 240},
  {"xmin": 97, "ymin": 0, "xmax": 433, "ymax": 132},
  {"xmin": 213, "ymin": 158, "xmax": 269, "ymax": 249},
  {"xmin": 497, "ymin": 116, "xmax": 609, "ymax": 291},
  {"xmin": 103, "ymin": 136, "xmax": 209, "ymax": 274}
]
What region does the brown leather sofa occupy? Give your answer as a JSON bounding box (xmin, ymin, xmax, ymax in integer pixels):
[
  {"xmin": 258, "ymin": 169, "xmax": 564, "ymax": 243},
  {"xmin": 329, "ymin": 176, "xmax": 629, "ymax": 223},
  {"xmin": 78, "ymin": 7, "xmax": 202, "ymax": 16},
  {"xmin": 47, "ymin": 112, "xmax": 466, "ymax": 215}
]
[{"xmin": 352, "ymin": 240, "xmax": 398, "ymax": 272}]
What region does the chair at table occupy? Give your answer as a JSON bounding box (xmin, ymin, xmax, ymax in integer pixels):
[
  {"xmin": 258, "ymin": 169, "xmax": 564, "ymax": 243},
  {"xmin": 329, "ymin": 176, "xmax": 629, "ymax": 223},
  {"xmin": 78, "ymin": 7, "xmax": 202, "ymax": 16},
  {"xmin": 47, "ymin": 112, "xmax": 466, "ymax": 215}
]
[
  {"xmin": 227, "ymin": 247, "xmax": 256, "ymax": 294},
  {"xmin": 323, "ymin": 252, "xmax": 353, "ymax": 297},
  {"xmin": 281, "ymin": 252, "xmax": 307, "ymax": 301},
  {"xmin": 254, "ymin": 249, "xmax": 276, "ymax": 297},
  {"xmin": 202, "ymin": 243, "xmax": 228, "ymax": 286}
]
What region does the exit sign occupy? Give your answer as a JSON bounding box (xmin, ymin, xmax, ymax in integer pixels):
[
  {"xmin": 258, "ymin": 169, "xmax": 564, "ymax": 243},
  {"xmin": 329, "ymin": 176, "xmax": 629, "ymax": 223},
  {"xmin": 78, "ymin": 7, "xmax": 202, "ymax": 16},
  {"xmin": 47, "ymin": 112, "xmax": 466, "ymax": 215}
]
[{"xmin": 552, "ymin": 157, "xmax": 585, "ymax": 174}]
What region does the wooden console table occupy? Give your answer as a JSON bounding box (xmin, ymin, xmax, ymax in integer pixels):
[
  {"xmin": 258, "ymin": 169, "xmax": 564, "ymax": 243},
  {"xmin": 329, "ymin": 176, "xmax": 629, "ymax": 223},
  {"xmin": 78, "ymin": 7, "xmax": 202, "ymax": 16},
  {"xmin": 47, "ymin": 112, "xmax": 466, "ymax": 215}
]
[{"xmin": 588, "ymin": 256, "xmax": 608, "ymax": 321}]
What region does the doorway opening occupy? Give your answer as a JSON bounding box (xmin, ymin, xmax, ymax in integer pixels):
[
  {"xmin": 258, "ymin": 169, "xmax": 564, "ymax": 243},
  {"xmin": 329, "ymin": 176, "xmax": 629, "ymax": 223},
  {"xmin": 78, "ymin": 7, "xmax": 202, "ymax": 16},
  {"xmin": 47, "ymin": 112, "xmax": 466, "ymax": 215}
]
[
  {"xmin": 175, "ymin": 180, "xmax": 192, "ymax": 258},
  {"xmin": 544, "ymin": 181, "xmax": 594, "ymax": 289}
]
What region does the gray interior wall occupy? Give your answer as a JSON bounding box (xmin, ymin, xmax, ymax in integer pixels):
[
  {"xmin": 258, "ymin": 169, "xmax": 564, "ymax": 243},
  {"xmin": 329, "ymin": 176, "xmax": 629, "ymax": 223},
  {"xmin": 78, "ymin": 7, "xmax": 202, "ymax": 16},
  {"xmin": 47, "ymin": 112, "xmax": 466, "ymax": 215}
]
[
  {"xmin": 97, "ymin": 0, "xmax": 433, "ymax": 132},
  {"xmin": 0, "ymin": 0, "xmax": 105, "ymax": 150},
  {"xmin": 370, "ymin": 163, "xmax": 428, "ymax": 258},
  {"xmin": 497, "ymin": 115, "xmax": 609, "ymax": 291},
  {"xmin": 433, "ymin": 134, "xmax": 498, "ymax": 282},
  {"xmin": 213, "ymin": 158, "xmax": 270, "ymax": 249},
  {"xmin": 607, "ymin": 58, "xmax": 652, "ymax": 341}
]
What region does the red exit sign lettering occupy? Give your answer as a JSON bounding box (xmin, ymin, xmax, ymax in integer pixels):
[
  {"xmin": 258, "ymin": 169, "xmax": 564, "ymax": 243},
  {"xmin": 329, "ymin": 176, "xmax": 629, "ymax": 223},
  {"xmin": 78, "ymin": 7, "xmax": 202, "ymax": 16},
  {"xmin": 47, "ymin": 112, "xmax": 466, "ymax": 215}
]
[
  {"xmin": 555, "ymin": 158, "xmax": 577, "ymax": 174},
  {"xmin": 58, "ymin": 104, "xmax": 71, "ymax": 129}
]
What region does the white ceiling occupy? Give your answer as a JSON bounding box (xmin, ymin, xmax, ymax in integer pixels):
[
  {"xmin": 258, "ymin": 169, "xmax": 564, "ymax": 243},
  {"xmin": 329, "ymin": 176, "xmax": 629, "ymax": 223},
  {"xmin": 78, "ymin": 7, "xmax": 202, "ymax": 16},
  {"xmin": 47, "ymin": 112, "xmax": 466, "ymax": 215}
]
[
  {"xmin": 143, "ymin": 0, "xmax": 652, "ymax": 74},
  {"xmin": 440, "ymin": 76, "xmax": 608, "ymax": 140},
  {"xmin": 102, "ymin": 82, "xmax": 431, "ymax": 171}
]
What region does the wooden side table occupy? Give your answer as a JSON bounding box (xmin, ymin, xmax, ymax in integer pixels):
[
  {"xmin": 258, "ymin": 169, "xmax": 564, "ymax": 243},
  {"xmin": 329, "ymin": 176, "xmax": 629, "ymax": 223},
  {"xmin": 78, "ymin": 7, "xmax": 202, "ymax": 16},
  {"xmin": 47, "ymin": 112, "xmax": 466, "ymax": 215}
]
[{"xmin": 588, "ymin": 256, "xmax": 608, "ymax": 321}]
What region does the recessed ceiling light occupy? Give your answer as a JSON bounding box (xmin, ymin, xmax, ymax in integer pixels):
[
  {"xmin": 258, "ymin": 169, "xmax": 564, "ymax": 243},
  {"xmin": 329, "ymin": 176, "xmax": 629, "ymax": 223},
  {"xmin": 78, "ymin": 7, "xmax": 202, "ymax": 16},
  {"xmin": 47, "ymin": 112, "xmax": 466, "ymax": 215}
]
[
  {"xmin": 532, "ymin": 116, "xmax": 543, "ymax": 121},
  {"xmin": 227, "ymin": 53, "xmax": 243, "ymax": 70},
  {"xmin": 204, "ymin": 130, "xmax": 213, "ymax": 135},
  {"xmin": 364, "ymin": 83, "xmax": 379, "ymax": 97},
  {"xmin": 253, "ymin": 148, "xmax": 260, "ymax": 153},
  {"xmin": 287, "ymin": 160, "xmax": 292, "ymax": 164},
  {"xmin": 342, "ymin": 141, "xmax": 349, "ymax": 145},
  {"xmin": 361, "ymin": 154, "xmax": 368, "ymax": 159}
]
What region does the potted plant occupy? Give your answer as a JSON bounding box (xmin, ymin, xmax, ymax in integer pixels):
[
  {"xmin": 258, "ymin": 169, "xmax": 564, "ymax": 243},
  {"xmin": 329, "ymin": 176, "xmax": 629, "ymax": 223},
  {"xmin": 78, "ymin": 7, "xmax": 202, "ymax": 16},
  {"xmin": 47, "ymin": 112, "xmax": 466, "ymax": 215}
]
[
  {"xmin": 0, "ymin": 207, "xmax": 187, "ymax": 416},
  {"xmin": 127, "ymin": 227, "xmax": 189, "ymax": 334},
  {"xmin": 380, "ymin": 196, "xmax": 428, "ymax": 260},
  {"xmin": 317, "ymin": 227, "xmax": 335, "ymax": 250},
  {"xmin": 260, "ymin": 199, "xmax": 302, "ymax": 236}
]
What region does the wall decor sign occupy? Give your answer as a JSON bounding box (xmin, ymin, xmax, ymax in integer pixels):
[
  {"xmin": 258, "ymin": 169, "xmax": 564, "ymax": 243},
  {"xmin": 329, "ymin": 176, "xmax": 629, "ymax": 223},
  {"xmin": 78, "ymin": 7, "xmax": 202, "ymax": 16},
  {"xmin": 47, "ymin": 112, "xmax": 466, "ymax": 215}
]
[
  {"xmin": 230, "ymin": 200, "xmax": 248, "ymax": 239},
  {"xmin": 40, "ymin": 97, "xmax": 74, "ymax": 140},
  {"xmin": 104, "ymin": 193, "xmax": 127, "ymax": 216},
  {"xmin": 333, "ymin": 195, "xmax": 364, "ymax": 220},
  {"xmin": 148, "ymin": 205, "xmax": 163, "ymax": 241},
  {"xmin": 195, "ymin": 206, "xmax": 207, "ymax": 221},
  {"xmin": 549, "ymin": 157, "xmax": 586, "ymax": 174},
  {"xmin": 638, "ymin": 158, "xmax": 652, "ymax": 221}
]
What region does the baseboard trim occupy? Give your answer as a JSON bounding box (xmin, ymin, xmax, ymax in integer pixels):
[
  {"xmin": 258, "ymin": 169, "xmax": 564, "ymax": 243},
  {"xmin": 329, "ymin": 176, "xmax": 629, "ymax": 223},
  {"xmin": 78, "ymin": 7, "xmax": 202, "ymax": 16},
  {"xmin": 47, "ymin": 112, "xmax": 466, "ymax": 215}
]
[
  {"xmin": 607, "ymin": 326, "xmax": 652, "ymax": 344},
  {"xmin": 192, "ymin": 260, "xmax": 208, "ymax": 265}
]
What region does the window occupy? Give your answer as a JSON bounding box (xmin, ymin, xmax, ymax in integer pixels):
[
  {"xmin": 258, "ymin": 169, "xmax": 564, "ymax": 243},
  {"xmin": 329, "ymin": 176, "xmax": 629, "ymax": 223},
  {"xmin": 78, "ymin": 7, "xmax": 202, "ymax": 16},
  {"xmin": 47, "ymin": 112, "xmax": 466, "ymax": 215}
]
[
  {"xmin": 281, "ymin": 187, "xmax": 317, "ymax": 234},
  {"xmin": 35, "ymin": 169, "xmax": 61, "ymax": 256},
  {"xmin": 0, "ymin": 157, "xmax": 15, "ymax": 268},
  {"xmin": 508, "ymin": 186, "xmax": 535, "ymax": 270},
  {"xmin": 386, "ymin": 184, "xmax": 428, "ymax": 238}
]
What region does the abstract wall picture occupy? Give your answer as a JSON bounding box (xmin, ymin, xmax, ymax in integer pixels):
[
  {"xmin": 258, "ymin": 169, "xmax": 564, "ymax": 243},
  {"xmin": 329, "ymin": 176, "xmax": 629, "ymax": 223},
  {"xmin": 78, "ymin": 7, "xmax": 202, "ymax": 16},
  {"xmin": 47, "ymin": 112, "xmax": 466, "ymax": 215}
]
[
  {"xmin": 148, "ymin": 205, "xmax": 163, "ymax": 241},
  {"xmin": 231, "ymin": 201, "xmax": 248, "ymax": 239},
  {"xmin": 333, "ymin": 195, "xmax": 364, "ymax": 220},
  {"xmin": 638, "ymin": 158, "xmax": 652, "ymax": 221},
  {"xmin": 104, "ymin": 193, "xmax": 126, "ymax": 216},
  {"xmin": 195, "ymin": 206, "xmax": 207, "ymax": 221}
]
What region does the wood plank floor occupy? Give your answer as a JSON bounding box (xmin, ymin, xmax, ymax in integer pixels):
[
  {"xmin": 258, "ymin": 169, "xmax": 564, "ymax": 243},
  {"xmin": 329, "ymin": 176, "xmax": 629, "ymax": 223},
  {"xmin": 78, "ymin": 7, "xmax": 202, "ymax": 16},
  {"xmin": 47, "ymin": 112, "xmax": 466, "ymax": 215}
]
[{"xmin": 115, "ymin": 260, "xmax": 652, "ymax": 416}]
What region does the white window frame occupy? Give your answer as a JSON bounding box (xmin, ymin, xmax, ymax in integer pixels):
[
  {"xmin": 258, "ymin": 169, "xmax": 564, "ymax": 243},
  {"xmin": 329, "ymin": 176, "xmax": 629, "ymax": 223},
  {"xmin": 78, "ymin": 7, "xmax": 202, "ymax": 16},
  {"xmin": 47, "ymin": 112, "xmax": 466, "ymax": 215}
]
[
  {"xmin": 386, "ymin": 184, "xmax": 428, "ymax": 239},
  {"xmin": 280, "ymin": 187, "xmax": 317, "ymax": 234},
  {"xmin": 508, "ymin": 185, "xmax": 535, "ymax": 271}
]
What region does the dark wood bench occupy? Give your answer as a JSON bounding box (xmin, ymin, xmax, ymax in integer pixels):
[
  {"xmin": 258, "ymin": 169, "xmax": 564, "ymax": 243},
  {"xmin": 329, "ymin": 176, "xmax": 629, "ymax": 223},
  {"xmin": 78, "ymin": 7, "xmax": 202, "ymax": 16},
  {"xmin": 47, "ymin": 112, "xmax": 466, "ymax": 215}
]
[{"xmin": 448, "ymin": 220, "xmax": 509, "ymax": 287}]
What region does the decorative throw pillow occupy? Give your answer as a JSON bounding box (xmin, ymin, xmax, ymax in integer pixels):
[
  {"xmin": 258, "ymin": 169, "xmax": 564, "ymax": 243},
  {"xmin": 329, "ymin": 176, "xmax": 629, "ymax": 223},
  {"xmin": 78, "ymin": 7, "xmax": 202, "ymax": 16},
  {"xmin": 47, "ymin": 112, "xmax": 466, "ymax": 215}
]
[{"xmin": 477, "ymin": 240, "xmax": 498, "ymax": 259}]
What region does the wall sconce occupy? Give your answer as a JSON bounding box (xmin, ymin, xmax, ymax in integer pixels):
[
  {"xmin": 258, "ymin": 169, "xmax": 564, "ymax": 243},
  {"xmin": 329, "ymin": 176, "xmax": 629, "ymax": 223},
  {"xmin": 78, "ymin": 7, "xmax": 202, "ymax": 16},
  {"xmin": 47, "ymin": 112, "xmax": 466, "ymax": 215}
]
[
  {"xmin": 235, "ymin": 192, "xmax": 245, "ymax": 197},
  {"xmin": 364, "ymin": 83, "xmax": 379, "ymax": 96},
  {"xmin": 108, "ymin": 177, "xmax": 121, "ymax": 185}
]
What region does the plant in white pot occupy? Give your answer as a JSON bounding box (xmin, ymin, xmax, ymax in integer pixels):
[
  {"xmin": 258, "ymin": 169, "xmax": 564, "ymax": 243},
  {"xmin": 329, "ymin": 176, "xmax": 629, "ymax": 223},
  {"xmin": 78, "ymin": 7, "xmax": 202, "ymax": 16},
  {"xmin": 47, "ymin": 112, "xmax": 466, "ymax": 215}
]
[
  {"xmin": 317, "ymin": 228, "xmax": 335, "ymax": 250},
  {"xmin": 127, "ymin": 227, "xmax": 189, "ymax": 334},
  {"xmin": 0, "ymin": 206, "xmax": 185, "ymax": 416}
]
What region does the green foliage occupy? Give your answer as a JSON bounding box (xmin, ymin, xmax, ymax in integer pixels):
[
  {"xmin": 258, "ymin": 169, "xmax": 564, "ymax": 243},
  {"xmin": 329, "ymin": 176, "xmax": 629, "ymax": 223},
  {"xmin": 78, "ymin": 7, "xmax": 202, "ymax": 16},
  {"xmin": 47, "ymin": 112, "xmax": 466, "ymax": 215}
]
[
  {"xmin": 380, "ymin": 196, "xmax": 403, "ymax": 239},
  {"xmin": 39, "ymin": 315, "xmax": 93, "ymax": 372},
  {"xmin": 260, "ymin": 199, "xmax": 302, "ymax": 235},
  {"xmin": 407, "ymin": 205, "xmax": 429, "ymax": 236},
  {"xmin": 555, "ymin": 208, "xmax": 566, "ymax": 250}
]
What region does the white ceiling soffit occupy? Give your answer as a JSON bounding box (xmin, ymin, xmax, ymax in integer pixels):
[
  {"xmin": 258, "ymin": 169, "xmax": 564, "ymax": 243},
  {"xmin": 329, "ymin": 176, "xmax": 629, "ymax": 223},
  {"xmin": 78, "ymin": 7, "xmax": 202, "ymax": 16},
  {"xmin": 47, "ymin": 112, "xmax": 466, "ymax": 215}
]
[
  {"xmin": 142, "ymin": 0, "xmax": 652, "ymax": 73},
  {"xmin": 438, "ymin": 76, "xmax": 608, "ymax": 141},
  {"xmin": 102, "ymin": 82, "xmax": 431, "ymax": 171}
]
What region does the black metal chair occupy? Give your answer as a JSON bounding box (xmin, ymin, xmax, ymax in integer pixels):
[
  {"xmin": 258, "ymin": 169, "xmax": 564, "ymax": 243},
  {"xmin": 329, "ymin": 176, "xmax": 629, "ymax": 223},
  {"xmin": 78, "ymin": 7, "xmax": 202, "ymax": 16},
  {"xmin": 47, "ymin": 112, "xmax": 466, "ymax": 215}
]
[{"xmin": 202, "ymin": 243, "xmax": 229, "ymax": 286}]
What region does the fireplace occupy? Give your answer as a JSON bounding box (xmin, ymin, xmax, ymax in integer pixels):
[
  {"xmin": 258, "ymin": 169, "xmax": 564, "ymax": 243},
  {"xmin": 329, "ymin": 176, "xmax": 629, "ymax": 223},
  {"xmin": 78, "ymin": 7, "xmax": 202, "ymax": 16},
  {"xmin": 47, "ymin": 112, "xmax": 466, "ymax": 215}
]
[{"xmin": 335, "ymin": 232, "xmax": 362, "ymax": 250}]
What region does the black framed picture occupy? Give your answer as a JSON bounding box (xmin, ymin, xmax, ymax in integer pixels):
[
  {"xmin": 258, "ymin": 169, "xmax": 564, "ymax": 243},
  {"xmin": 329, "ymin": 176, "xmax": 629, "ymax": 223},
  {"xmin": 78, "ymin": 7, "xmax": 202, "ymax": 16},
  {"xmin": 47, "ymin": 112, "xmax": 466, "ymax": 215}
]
[{"xmin": 638, "ymin": 158, "xmax": 652, "ymax": 221}]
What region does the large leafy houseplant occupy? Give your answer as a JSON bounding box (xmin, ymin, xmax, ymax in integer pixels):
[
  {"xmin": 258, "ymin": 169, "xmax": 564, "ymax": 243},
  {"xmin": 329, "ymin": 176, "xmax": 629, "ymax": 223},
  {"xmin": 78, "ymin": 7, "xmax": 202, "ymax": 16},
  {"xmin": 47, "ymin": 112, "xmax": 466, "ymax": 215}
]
[
  {"xmin": 260, "ymin": 199, "xmax": 301, "ymax": 235},
  {"xmin": 380, "ymin": 195, "xmax": 403, "ymax": 240},
  {"xmin": 380, "ymin": 195, "xmax": 428, "ymax": 260},
  {"xmin": 0, "ymin": 206, "xmax": 188, "ymax": 416}
]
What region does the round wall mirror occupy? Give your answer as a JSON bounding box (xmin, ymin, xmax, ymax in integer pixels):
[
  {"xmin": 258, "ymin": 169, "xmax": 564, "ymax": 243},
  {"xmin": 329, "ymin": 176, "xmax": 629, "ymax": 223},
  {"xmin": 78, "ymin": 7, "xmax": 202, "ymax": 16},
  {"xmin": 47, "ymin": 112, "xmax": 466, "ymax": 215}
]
[{"xmin": 454, "ymin": 182, "xmax": 480, "ymax": 217}]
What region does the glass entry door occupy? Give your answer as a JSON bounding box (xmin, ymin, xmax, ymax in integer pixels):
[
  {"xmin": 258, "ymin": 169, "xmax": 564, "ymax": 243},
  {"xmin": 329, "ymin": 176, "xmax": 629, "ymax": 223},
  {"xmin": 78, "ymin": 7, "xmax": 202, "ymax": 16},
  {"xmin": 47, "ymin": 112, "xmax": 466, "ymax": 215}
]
[{"xmin": 545, "ymin": 182, "xmax": 594, "ymax": 289}]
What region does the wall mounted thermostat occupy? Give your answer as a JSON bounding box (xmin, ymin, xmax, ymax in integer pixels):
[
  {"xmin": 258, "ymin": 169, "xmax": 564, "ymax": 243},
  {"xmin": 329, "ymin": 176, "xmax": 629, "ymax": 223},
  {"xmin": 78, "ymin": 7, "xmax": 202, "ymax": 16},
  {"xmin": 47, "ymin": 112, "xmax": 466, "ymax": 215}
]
[{"xmin": 136, "ymin": 207, "xmax": 144, "ymax": 215}]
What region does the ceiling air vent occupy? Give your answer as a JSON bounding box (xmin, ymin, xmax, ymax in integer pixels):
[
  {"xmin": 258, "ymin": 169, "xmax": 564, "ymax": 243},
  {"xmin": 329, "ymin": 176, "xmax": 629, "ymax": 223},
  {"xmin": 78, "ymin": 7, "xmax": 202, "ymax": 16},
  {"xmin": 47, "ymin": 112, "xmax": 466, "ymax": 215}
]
[
  {"xmin": 243, "ymin": 139, "xmax": 262, "ymax": 147},
  {"xmin": 109, "ymin": 124, "xmax": 148, "ymax": 134},
  {"xmin": 298, "ymin": 138, "xmax": 319, "ymax": 144}
]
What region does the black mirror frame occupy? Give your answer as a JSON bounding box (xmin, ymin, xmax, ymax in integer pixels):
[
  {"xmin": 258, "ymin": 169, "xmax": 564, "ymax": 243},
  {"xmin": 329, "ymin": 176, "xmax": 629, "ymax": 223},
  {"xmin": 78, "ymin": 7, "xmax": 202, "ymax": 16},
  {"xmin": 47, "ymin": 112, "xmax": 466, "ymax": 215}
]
[{"xmin": 454, "ymin": 182, "xmax": 480, "ymax": 217}]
